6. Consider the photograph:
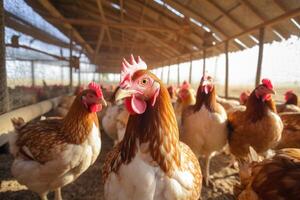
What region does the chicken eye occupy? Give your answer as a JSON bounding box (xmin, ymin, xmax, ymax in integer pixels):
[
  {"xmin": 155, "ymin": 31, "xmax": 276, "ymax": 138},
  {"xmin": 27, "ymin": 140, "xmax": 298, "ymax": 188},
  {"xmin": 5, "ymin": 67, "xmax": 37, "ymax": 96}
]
[{"xmin": 140, "ymin": 78, "xmax": 148, "ymax": 85}]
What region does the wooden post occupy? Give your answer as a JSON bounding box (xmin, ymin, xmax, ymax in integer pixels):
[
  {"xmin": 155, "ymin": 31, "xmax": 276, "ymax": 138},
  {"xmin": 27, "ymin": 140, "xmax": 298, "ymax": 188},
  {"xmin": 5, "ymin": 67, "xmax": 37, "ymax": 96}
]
[
  {"xmin": 177, "ymin": 59, "xmax": 180, "ymax": 86},
  {"xmin": 0, "ymin": 0, "xmax": 9, "ymax": 113},
  {"xmin": 167, "ymin": 64, "xmax": 171, "ymax": 85},
  {"xmin": 189, "ymin": 55, "xmax": 192, "ymax": 84},
  {"xmin": 61, "ymin": 66, "xmax": 64, "ymax": 85},
  {"xmin": 225, "ymin": 41, "xmax": 229, "ymax": 98},
  {"xmin": 69, "ymin": 30, "xmax": 73, "ymax": 89},
  {"xmin": 160, "ymin": 67, "xmax": 164, "ymax": 81},
  {"xmin": 31, "ymin": 61, "xmax": 35, "ymax": 87},
  {"xmin": 78, "ymin": 69, "xmax": 81, "ymax": 86},
  {"xmin": 202, "ymin": 49, "xmax": 206, "ymax": 76},
  {"xmin": 255, "ymin": 28, "xmax": 265, "ymax": 87}
]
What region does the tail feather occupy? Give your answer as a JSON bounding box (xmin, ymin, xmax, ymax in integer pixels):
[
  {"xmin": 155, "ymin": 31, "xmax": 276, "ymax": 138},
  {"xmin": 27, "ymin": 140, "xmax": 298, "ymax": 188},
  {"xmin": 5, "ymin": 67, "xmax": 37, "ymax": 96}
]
[{"xmin": 11, "ymin": 117, "xmax": 25, "ymax": 131}]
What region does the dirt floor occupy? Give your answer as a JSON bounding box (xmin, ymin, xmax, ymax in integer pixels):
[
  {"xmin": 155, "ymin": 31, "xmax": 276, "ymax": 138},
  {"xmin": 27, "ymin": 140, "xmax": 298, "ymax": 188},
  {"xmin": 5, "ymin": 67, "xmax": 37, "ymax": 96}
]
[{"xmin": 0, "ymin": 131, "xmax": 239, "ymax": 200}]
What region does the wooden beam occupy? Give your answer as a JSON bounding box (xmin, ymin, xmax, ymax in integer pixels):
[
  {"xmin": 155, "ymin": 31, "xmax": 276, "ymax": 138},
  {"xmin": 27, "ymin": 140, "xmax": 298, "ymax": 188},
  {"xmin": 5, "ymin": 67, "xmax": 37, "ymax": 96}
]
[
  {"xmin": 206, "ymin": 0, "xmax": 247, "ymax": 30},
  {"xmin": 31, "ymin": 61, "xmax": 35, "ymax": 87},
  {"xmin": 6, "ymin": 44, "xmax": 67, "ymax": 60},
  {"xmin": 167, "ymin": 65, "xmax": 170, "ymax": 85},
  {"xmin": 5, "ymin": 12, "xmax": 70, "ymax": 49},
  {"xmin": 255, "ymin": 28, "xmax": 265, "ymax": 87},
  {"xmin": 38, "ymin": 0, "xmax": 94, "ymax": 56},
  {"xmin": 0, "ymin": 97, "xmax": 61, "ymax": 146},
  {"xmin": 177, "ymin": 60, "xmax": 180, "ymax": 86},
  {"xmin": 237, "ymin": 0, "xmax": 287, "ymax": 39},
  {"xmin": 202, "ymin": 49, "xmax": 206, "ymax": 76},
  {"xmin": 163, "ymin": 0, "xmax": 243, "ymax": 50},
  {"xmin": 96, "ymin": 0, "xmax": 113, "ymax": 49},
  {"xmin": 153, "ymin": 7, "xmax": 300, "ymax": 68},
  {"xmin": 69, "ymin": 30, "xmax": 73, "ymax": 88},
  {"xmin": 189, "ymin": 55, "xmax": 192, "ymax": 83},
  {"xmin": 0, "ymin": 0, "xmax": 9, "ymax": 114},
  {"xmin": 164, "ymin": 0, "xmax": 228, "ymax": 39},
  {"xmin": 94, "ymin": 29, "xmax": 105, "ymax": 62},
  {"xmin": 225, "ymin": 41, "xmax": 229, "ymax": 98},
  {"xmin": 46, "ymin": 17, "xmax": 178, "ymax": 33}
]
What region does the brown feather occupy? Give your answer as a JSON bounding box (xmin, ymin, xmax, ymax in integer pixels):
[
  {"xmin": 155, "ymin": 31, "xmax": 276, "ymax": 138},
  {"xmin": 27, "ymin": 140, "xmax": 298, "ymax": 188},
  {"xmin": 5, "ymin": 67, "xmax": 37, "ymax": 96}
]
[{"xmin": 14, "ymin": 90, "xmax": 99, "ymax": 163}]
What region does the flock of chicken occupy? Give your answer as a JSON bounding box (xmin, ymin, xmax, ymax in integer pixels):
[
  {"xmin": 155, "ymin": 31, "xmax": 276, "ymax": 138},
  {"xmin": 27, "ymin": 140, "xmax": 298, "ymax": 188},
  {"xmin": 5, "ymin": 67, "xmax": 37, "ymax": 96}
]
[{"xmin": 7, "ymin": 55, "xmax": 300, "ymax": 200}]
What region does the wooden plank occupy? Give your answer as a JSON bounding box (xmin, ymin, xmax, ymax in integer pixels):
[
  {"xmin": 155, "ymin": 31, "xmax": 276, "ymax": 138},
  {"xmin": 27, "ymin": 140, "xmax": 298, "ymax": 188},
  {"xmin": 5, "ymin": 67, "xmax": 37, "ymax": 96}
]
[
  {"xmin": 207, "ymin": 0, "xmax": 247, "ymax": 30},
  {"xmin": 237, "ymin": 0, "xmax": 288, "ymax": 39},
  {"xmin": 0, "ymin": 97, "xmax": 61, "ymax": 146},
  {"xmin": 202, "ymin": 49, "xmax": 206, "ymax": 76},
  {"xmin": 69, "ymin": 30, "xmax": 73, "ymax": 88},
  {"xmin": 189, "ymin": 55, "xmax": 192, "ymax": 83},
  {"xmin": 45, "ymin": 16, "xmax": 178, "ymax": 33},
  {"xmin": 94, "ymin": 29, "xmax": 105, "ymax": 62},
  {"xmin": 31, "ymin": 61, "xmax": 35, "ymax": 87},
  {"xmin": 96, "ymin": 0, "xmax": 112, "ymax": 47},
  {"xmin": 255, "ymin": 28, "xmax": 265, "ymax": 87},
  {"xmin": 167, "ymin": 65, "xmax": 171, "ymax": 85},
  {"xmin": 177, "ymin": 60, "xmax": 180, "ymax": 86},
  {"xmin": 152, "ymin": 7, "xmax": 300, "ymax": 68},
  {"xmin": 225, "ymin": 41, "xmax": 229, "ymax": 98},
  {"xmin": 38, "ymin": 0, "xmax": 94, "ymax": 56}
]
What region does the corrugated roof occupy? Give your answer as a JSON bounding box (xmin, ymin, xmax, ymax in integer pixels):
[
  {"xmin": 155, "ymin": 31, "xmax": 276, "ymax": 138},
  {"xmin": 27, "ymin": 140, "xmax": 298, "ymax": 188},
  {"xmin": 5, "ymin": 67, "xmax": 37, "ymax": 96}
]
[{"xmin": 7, "ymin": 0, "xmax": 300, "ymax": 73}]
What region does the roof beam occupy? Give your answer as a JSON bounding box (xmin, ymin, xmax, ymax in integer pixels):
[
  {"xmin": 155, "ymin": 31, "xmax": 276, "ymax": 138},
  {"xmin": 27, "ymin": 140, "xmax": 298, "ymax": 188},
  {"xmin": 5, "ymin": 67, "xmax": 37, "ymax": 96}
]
[
  {"xmin": 237, "ymin": 0, "xmax": 288, "ymax": 39},
  {"xmin": 37, "ymin": 0, "xmax": 94, "ymax": 56},
  {"xmin": 5, "ymin": 11, "xmax": 71, "ymax": 49},
  {"xmin": 163, "ymin": 0, "xmax": 243, "ymax": 50},
  {"xmin": 206, "ymin": 0, "xmax": 247, "ymax": 30},
  {"xmin": 45, "ymin": 17, "xmax": 178, "ymax": 33},
  {"xmin": 96, "ymin": 0, "xmax": 112, "ymax": 48},
  {"xmin": 153, "ymin": 6, "xmax": 300, "ymax": 66}
]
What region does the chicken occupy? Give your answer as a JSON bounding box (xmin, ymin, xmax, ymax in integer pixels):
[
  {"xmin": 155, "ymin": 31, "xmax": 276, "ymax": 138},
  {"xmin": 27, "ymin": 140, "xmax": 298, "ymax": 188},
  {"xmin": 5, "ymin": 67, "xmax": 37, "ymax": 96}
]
[
  {"xmin": 216, "ymin": 96, "xmax": 240, "ymax": 112},
  {"xmin": 174, "ymin": 81, "xmax": 196, "ymax": 126},
  {"xmin": 276, "ymin": 90, "xmax": 300, "ymax": 113},
  {"xmin": 180, "ymin": 75, "xmax": 228, "ymax": 186},
  {"xmin": 276, "ymin": 112, "xmax": 300, "ymax": 149},
  {"xmin": 51, "ymin": 95, "xmax": 76, "ymax": 117},
  {"xmin": 228, "ymin": 79, "xmax": 283, "ymax": 159},
  {"xmin": 167, "ymin": 85, "xmax": 177, "ymax": 103},
  {"xmin": 103, "ymin": 55, "xmax": 202, "ymax": 200},
  {"xmin": 240, "ymin": 90, "xmax": 251, "ymax": 105},
  {"xmin": 9, "ymin": 82, "xmax": 107, "ymax": 200},
  {"xmin": 237, "ymin": 148, "xmax": 300, "ymax": 200},
  {"xmin": 102, "ymin": 87, "xmax": 129, "ymax": 144}
]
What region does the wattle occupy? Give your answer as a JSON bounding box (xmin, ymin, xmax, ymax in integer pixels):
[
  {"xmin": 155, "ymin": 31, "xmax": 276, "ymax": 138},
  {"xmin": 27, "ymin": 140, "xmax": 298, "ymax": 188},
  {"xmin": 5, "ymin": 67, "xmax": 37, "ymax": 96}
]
[
  {"xmin": 89, "ymin": 104, "xmax": 102, "ymax": 113},
  {"xmin": 124, "ymin": 95, "xmax": 147, "ymax": 115}
]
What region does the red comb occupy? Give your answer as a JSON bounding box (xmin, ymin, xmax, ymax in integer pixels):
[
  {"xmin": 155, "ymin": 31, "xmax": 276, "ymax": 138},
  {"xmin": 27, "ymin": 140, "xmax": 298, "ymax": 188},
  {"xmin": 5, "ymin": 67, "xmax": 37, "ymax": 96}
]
[
  {"xmin": 181, "ymin": 81, "xmax": 190, "ymax": 90},
  {"xmin": 88, "ymin": 82, "xmax": 102, "ymax": 98},
  {"xmin": 285, "ymin": 90, "xmax": 294, "ymax": 95},
  {"xmin": 262, "ymin": 78, "xmax": 273, "ymax": 89},
  {"xmin": 120, "ymin": 54, "xmax": 147, "ymax": 88}
]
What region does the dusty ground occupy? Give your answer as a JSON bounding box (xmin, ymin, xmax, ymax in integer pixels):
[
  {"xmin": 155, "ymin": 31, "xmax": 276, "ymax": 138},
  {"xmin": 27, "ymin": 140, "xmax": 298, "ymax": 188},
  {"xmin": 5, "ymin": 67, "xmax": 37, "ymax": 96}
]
[{"xmin": 0, "ymin": 131, "xmax": 239, "ymax": 200}]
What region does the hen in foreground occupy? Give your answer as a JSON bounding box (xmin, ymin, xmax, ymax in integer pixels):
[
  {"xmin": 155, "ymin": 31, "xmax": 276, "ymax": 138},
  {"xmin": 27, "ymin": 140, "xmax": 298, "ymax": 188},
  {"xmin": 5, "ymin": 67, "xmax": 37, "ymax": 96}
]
[
  {"xmin": 237, "ymin": 148, "xmax": 300, "ymax": 200},
  {"xmin": 228, "ymin": 79, "xmax": 283, "ymax": 159},
  {"xmin": 181, "ymin": 75, "xmax": 228, "ymax": 186},
  {"xmin": 9, "ymin": 82, "xmax": 107, "ymax": 200},
  {"xmin": 103, "ymin": 55, "xmax": 202, "ymax": 200}
]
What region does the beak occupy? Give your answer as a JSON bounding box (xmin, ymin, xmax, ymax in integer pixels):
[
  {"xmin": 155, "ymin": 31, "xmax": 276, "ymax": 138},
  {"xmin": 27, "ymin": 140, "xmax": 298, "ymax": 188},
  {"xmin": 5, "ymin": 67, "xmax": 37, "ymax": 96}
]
[
  {"xmin": 100, "ymin": 98, "xmax": 107, "ymax": 107},
  {"xmin": 115, "ymin": 88, "xmax": 136, "ymax": 102},
  {"xmin": 267, "ymin": 88, "xmax": 276, "ymax": 95}
]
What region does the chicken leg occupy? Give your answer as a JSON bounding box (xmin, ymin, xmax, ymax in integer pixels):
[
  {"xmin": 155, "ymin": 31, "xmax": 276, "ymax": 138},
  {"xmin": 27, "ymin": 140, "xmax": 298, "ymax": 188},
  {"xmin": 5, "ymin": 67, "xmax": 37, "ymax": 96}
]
[
  {"xmin": 55, "ymin": 188, "xmax": 62, "ymax": 200},
  {"xmin": 204, "ymin": 154, "xmax": 212, "ymax": 186}
]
